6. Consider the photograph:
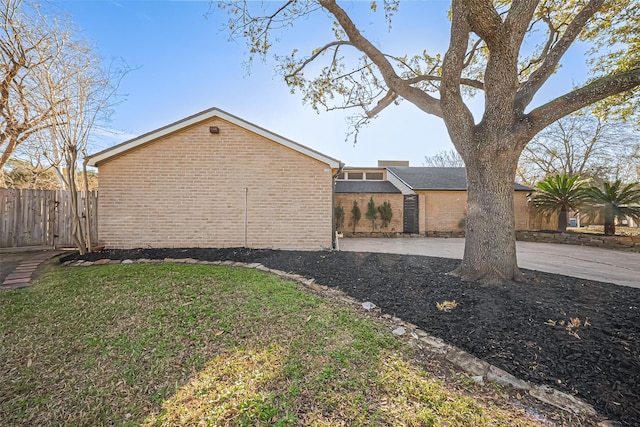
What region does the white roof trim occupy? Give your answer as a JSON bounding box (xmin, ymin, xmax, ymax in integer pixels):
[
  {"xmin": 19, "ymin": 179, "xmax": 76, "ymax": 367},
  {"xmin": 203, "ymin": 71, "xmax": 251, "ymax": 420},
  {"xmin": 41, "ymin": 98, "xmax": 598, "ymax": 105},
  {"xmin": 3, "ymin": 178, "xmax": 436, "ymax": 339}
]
[
  {"xmin": 385, "ymin": 168, "xmax": 415, "ymax": 195},
  {"xmin": 87, "ymin": 107, "xmax": 341, "ymax": 168}
]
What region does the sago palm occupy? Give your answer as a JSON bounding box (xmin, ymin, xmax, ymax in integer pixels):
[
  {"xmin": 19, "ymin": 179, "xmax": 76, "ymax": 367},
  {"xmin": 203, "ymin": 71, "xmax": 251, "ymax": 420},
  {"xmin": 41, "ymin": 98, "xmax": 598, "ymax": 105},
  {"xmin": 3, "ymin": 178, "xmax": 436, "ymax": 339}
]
[
  {"xmin": 582, "ymin": 180, "xmax": 640, "ymax": 235},
  {"xmin": 533, "ymin": 174, "xmax": 588, "ymax": 232}
]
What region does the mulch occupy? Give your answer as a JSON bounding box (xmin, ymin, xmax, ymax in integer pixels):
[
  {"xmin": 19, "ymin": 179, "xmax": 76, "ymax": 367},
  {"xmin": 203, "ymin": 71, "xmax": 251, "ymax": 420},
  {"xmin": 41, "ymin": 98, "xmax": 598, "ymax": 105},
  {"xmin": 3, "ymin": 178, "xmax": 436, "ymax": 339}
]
[{"xmin": 62, "ymin": 247, "xmax": 640, "ymax": 426}]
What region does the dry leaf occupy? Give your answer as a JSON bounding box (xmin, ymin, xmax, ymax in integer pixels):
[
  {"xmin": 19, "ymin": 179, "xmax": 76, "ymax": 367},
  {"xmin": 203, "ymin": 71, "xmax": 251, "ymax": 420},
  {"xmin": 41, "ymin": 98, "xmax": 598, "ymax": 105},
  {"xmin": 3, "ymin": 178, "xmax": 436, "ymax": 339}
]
[
  {"xmin": 215, "ymin": 330, "xmax": 225, "ymax": 336},
  {"xmin": 305, "ymin": 315, "xmax": 312, "ymax": 322},
  {"xmin": 26, "ymin": 358, "xmax": 32, "ymax": 367}
]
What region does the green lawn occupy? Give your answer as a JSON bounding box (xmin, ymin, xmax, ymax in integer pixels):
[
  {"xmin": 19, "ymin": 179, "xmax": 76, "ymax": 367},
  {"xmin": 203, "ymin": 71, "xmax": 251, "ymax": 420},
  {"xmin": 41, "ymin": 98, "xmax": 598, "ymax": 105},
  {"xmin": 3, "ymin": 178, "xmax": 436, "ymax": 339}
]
[{"xmin": 0, "ymin": 263, "xmax": 545, "ymax": 426}]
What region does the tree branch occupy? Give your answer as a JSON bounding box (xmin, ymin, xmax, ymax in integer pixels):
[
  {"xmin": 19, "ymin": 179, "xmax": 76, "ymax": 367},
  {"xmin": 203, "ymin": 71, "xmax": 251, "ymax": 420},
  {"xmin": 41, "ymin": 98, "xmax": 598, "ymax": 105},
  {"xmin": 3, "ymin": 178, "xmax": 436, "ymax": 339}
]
[
  {"xmin": 318, "ymin": 0, "xmax": 442, "ymax": 118},
  {"xmin": 406, "ymin": 74, "xmax": 485, "ymax": 90},
  {"xmin": 519, "ymin": 14, "xmax": 558, "ymax": 79},
  {"xmin": 504, "ymin": 0, "xmax": 540, "ymax": 43},
  {"xmin": 463, "ymin": 38, "xmax": 483, "ymax": 68},
  {"xmin": 463, "ymin": 0, "xmax": 503, "ymax": 47},
  {"xmin": 440, "ymin": 0, "xmax": 476, "ymax": 152},
  {"xmin": 524, "ymin": 68, "xmax": 640, "ymax": 139},
  {"xmin": 285, "ymin": 40, "xmax": 353, "ymax": 79},
  {"xmin": 515, "ymin": 0, "xmax": 606, "ymax": 111},
  {"xmin": 366, "ymin": 90, "xmax": 398, "ymax": 118}
]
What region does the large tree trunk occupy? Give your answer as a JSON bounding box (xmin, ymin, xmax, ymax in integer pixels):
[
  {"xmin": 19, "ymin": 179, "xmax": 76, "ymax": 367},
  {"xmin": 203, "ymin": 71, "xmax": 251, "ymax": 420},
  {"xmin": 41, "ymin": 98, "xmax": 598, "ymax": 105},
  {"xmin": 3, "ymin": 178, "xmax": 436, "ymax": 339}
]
[{"xmin": 451, "ymin": 152, "xmax": 526, "ymax": 284}]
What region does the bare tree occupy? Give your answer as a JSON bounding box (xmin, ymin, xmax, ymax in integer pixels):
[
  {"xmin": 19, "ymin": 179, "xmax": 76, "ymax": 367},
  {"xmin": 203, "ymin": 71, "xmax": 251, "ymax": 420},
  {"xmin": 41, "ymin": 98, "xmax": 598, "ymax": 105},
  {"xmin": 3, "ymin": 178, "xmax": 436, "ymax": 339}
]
[
  {"xmin": 0, "ymin": 0, "xmax": 72, "ymax": 184},
  {"xmin": 423, "ymin": 149, "xmax": 465, "ymax": 167},
  {"xmin": 30, "ymin": 45, "xmax": 125, "ymax": 254},
  {"xmin": 3, "ymin": 0, "xmax": 126, "ymax": 253},
  {"xmin": 517, "ymin": 112, "xmax": 640, "ymax": 185},
  {"xmin": 219, "ymin": 0, "xmax": 640, "ymax": 284}
]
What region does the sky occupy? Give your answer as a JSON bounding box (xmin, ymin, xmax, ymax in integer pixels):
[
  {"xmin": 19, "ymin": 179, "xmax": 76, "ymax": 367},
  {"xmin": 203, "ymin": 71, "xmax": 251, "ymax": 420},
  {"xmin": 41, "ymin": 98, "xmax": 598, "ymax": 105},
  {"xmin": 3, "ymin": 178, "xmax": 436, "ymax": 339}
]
[{"xmin": 51, "ymin": 0, "xmax": 594, "ymax": 167}]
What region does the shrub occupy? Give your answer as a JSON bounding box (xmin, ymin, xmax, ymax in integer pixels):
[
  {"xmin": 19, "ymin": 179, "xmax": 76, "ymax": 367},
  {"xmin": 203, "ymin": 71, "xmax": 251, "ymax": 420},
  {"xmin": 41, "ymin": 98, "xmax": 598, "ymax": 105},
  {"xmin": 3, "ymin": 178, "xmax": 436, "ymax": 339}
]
[
  {"xmin": 350, "ymin": 201, "xmax": 361, "ymax": 232},
  {"xmin": 378, "ymin": 201, "xmax": 393, "ymax": 228},
  {"xmin": 334, "ymin": 205, "xmax": 345, "ymax": 231},
  {"xmin": 366, "ymin": 197, "xmax": 378, "ymax": 231}
]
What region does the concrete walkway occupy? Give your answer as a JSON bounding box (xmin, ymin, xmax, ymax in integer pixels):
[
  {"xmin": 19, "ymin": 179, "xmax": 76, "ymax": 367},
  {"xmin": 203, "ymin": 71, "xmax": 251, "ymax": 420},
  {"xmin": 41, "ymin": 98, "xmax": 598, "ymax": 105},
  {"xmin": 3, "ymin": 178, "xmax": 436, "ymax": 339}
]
[
  {"xmin": 1, "ymin": 251, "xmax": 63, "ymax": 290},
  {"xmin": 340, "ymin": 237, "xmax": 640, "ymax": 289}
]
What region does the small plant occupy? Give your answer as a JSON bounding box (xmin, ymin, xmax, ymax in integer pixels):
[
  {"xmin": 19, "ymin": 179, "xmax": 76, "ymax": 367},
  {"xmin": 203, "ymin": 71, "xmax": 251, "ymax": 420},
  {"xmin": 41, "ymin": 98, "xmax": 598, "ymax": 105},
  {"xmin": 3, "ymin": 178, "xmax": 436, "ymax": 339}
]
[
  {"xmin": 377, "ymin": 201, "xmax": 393, "ymax": 228},
  {"xmin": 436, "ymin": 300, "xmax": 458, "ymax": 312},
  {"xmin": 351, "ymin": 201, "xmax": 361, "ymax": 232},
  {"xmin": 334, "ymin": 205, "xmax": 345, "ymax": 231},
  {"xmin": 366, "ymin": 197, "xmax": 378, "ymax": 231}
]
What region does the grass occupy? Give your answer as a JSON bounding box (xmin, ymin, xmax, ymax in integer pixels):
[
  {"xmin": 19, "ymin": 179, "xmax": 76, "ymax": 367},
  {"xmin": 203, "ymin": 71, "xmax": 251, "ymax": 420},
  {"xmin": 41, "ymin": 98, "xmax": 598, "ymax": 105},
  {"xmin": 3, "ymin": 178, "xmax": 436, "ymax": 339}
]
[{"xmin": 0, "ymin": 263, "xmax": 547, "ymax": 426}]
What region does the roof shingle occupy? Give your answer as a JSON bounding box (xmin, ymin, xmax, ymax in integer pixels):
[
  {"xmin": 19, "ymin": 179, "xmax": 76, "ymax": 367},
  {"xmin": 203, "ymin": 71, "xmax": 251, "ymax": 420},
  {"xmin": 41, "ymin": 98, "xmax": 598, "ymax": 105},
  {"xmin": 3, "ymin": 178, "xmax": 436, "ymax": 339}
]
[
  {"xmin": 387, "ymin": 167, "xmax": 532, "ymax": 191},
  {"xmin": 335, "ymin": 181, "xmax": 401, "ymax": 194}
]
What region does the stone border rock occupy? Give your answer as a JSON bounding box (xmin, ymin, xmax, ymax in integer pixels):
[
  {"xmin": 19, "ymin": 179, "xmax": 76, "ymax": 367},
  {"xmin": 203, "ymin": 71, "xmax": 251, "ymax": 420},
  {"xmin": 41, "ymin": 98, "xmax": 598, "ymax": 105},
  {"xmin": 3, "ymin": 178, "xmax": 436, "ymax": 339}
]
[{"xmin": 62, "ymin": 257, "xmax": 608, "ymax": 422}]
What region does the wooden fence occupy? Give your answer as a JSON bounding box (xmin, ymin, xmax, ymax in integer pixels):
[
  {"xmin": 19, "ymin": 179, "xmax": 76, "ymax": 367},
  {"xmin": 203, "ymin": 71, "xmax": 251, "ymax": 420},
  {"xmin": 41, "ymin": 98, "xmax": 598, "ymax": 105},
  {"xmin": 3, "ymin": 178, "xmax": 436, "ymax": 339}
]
[{"xmin": 0, "ymin": 188, "xmax": 98, "ymax": 249}]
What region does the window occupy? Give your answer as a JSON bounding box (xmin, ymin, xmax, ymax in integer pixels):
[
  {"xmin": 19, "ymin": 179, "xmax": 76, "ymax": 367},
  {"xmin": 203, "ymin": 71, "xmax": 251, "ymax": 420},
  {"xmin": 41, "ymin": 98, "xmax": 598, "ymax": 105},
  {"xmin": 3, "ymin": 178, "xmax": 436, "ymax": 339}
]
[
  {"xmin": 336, "ymin": 173, "xmax": 345, "ymax": 180},
  {"xmin": 366, "ymin": 172, "xmax": 383, "ymax": 180},
  {"xmin": 347, "ymin": 172, "xmax": 364, "ymax": 180}
]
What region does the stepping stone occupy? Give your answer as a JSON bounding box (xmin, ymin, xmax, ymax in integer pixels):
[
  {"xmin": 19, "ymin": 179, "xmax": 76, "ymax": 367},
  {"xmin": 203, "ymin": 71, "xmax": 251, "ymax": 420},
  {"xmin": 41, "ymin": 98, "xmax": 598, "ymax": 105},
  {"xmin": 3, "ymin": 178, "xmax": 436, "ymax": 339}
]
[
  {"xmin": 0, "ymin": 282, "xmax": 30, "ymax": 290},
  {"xmin": 3, "ymin": 277, "xmax": 31, "ymax": 286},
  {"xmin": 1, "ymin": 251, "xmax": 62, "ymax": 290}
]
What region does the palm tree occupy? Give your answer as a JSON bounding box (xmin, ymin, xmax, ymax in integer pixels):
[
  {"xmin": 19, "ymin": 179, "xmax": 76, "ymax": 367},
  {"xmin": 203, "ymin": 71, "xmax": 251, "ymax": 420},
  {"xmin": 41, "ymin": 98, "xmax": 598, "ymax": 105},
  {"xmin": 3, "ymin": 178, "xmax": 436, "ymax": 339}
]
[
  {"xmin": 582, "ymin": 180, "xmax": 640, "ymax": 235},
  {"xmin": 533, "ymin": 174, "xmax": 589, "ymax": 232}
]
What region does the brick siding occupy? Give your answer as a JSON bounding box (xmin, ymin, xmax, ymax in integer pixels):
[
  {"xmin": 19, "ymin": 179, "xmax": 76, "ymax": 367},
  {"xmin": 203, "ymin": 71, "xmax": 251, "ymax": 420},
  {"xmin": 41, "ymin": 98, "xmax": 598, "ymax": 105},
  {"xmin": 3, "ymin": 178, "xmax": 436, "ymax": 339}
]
[
  {"xmin": 337, "ymin": 190, "xmax": 530, "ymax": 235},
  {"xmin": 97, "ymin": 117, "xmax": 334, "ymax": 250},
  {"xmin": 335, "ymin": 193, "xmax": 404, "ymax": 233},
  {"xmin": 419, "ymin": 190, "xmax": 530, "ymax": 232}
]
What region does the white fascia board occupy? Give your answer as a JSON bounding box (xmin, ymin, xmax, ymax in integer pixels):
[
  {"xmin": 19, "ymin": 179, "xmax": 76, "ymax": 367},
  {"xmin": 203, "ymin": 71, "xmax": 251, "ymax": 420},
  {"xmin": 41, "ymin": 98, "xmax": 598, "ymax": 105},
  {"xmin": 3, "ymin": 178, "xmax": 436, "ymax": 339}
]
[
  {"xmin": 87, "ymin": 107, "xmax": 341, "ymax": 168},
  {"xmin": 386, "ymin": 168, "xmax": 415, "ymax": 195}
]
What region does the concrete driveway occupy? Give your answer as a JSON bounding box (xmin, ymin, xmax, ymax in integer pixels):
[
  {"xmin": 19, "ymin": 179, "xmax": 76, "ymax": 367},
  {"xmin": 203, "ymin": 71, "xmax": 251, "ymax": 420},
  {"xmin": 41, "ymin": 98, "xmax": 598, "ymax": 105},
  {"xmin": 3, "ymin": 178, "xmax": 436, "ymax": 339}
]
[{"xmin": 339, "ymin": 237, "xmax": 640, "ymax": 289}]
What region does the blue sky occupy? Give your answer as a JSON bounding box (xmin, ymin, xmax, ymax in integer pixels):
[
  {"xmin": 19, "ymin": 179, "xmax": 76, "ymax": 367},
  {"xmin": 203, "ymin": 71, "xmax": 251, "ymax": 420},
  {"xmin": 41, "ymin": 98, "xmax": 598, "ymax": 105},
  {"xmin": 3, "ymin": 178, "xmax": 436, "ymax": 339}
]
[{"xmin": 54, "ymin": 0, "xmax": 592, "ymax": 167}]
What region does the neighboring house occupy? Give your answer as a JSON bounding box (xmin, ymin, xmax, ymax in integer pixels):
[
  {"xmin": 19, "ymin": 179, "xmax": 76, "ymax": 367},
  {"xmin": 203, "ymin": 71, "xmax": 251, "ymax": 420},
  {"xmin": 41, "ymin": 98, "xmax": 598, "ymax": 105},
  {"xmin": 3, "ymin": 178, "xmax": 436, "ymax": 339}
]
[
  {"xmin": 335, "ymin": 162, "xmax": 533, "ymax": 234},
  {"xmin": 88, "ymin": 108, "xmax": 341, "ymax": 250}
]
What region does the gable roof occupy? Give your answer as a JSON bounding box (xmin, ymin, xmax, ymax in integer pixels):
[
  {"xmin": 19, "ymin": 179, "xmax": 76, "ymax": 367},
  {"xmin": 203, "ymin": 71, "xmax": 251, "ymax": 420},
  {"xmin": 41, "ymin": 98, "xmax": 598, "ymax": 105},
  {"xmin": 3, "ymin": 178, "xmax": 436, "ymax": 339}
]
[
  {"xmin": 387, "ymin": 167, "xmax": 532, "ymax": 191},
  {"xmin": 335, "ymin": 180, "xmax": 401, "ymax": 194},
  {"xmin": 87, "ymin": 107, "xmax": 342, "ymax": 168}
]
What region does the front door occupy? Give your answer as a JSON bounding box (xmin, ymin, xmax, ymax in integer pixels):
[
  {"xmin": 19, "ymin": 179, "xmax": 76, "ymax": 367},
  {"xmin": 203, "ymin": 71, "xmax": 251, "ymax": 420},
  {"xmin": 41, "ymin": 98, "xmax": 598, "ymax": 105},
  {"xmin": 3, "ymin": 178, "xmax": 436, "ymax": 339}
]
[{"xmin": 403, "ymin": 195, "xmax": 419, "ymax": 234}]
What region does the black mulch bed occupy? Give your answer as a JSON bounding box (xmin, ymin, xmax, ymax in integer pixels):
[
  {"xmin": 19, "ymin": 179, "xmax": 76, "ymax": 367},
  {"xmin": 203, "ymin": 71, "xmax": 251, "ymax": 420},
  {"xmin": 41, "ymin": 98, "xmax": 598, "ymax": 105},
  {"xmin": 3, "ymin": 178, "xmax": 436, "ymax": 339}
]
[{"xmin": 62, "ymin": 247, "xmax": 640, "ymax": 426}]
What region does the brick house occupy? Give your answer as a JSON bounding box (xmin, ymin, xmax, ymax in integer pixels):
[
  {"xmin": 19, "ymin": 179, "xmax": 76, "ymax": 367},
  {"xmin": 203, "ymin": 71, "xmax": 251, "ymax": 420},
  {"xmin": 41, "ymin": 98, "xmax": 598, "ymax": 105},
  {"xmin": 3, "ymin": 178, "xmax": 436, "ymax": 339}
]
[
  {"xmin": 335, "ymin": 168, "xmax": 405, "ymax": 233},
  {"xmin": 88, "ymin": 108, "xmax": 341, "ymax": 250},
  {"xmin": 335, "ymin": 162, "xmax": 533, "ymax": 235}
]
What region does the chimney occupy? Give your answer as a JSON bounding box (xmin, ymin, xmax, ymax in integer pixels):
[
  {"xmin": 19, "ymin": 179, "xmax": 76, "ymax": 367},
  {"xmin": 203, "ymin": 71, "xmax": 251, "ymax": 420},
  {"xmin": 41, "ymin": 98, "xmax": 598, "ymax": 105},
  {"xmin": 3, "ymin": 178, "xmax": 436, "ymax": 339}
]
[{"xmin": 378, "ymin": 160, "xmax": 410, "ymax": 167}]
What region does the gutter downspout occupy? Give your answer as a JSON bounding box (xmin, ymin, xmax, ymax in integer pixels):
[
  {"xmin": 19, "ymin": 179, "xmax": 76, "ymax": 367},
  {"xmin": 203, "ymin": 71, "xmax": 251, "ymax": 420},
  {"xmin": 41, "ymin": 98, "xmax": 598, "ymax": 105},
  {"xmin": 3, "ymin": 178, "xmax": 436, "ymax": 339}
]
[
  {"xmin": 244, "ymin": 187, "xmax": 248, "ymax": 247},
  {"xmin": 332, "ymin": 162, "xmax": 345, "ymax": 250}
]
